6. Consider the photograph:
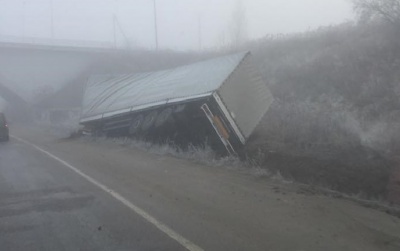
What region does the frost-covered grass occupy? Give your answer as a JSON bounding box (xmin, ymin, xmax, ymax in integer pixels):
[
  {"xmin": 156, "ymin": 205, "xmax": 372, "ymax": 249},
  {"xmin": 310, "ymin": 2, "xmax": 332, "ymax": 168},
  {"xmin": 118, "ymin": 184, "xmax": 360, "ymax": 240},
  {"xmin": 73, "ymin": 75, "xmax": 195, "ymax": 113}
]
[{"xmin": 80, "ymin": 135, "xmax": 276, "ymax": 178}]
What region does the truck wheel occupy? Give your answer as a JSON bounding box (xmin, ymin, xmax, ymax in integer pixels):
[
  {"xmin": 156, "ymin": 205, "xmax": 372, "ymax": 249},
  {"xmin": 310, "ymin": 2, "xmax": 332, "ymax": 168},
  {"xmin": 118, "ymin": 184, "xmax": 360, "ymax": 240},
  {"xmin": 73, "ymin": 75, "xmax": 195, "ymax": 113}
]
[
  {"xmin": 141, "ymin": 111, "xmax": 158, "ymax": 131},
  {"xmin": 155, "ymin": 108, "xmax": 173, "ymax": 128},
  {"xmin": 129, "ymin": 114, "xmax": 144, "ymax": 135},
  {"xmin": 174, "ymin": 104, "xmax": 186, "ymax": 113},
  {"xmin": 94, "ymin": 130, "xmax": 106, "ymax": 137}
]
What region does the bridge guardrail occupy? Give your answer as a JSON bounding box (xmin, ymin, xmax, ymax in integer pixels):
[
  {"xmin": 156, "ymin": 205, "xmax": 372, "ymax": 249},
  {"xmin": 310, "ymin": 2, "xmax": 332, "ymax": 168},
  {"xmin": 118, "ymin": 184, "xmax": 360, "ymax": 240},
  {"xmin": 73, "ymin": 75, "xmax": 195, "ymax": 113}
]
[{"xmin": 0, "ymin": 35, "xmax": 114, "ymax": 49}]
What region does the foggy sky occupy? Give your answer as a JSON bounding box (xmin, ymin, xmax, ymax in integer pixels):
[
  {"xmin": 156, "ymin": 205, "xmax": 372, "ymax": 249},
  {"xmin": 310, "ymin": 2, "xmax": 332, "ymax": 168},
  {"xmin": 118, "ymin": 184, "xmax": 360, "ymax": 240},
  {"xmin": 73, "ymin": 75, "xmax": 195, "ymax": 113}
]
[{"xmin": 0, "ymin": 0, "xmax": 354, "ymax": 51}]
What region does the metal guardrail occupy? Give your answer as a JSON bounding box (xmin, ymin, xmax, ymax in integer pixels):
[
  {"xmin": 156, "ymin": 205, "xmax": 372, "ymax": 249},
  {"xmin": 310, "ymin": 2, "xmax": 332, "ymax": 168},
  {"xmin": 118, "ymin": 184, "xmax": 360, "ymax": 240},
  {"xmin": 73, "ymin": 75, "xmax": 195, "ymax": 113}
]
[{"xmin": 0, "ymin": 35, "xmax": 114, "ymax": 49}]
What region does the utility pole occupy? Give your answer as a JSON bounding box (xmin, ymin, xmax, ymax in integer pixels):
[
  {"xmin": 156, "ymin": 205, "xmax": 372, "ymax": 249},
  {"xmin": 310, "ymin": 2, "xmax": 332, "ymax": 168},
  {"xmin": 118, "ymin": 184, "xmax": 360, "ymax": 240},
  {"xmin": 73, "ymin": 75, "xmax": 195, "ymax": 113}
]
[
  {"xmin": 113, "ymin": 14, "xmax": 117, "ymax": 48},
  {"xmin": 112, "ymin": 0, "xmax": 118, "ymax": 49},
  {"xmin": 22, "ymin": 1, "xmax": 26, "ymax": 38},
  {"xmin": 153, "ymin": 0, "xmax": 159, "ymax": 50},
  {"xmin": 113, "ymin": 14, "xmax": 130, "ymax": 50},
  {"xmin": 198, "ymin": 14, "xmax": 202, "ymax": 51},
  {"xmin": 50, "ymin": 0, "xmax": 54, "ymax": 38}
]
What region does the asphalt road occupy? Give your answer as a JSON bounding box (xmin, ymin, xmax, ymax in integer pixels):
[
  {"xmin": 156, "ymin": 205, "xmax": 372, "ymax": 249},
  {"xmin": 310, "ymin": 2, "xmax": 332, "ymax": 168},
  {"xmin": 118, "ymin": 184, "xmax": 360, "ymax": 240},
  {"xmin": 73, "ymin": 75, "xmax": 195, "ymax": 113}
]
[
  {"xmin": 1, "ymin": 125, "xmax": 400, "ymax": 251},
  {"xmin": 0, "ymin": 138, "xmax": 187, "ymax": 251}
]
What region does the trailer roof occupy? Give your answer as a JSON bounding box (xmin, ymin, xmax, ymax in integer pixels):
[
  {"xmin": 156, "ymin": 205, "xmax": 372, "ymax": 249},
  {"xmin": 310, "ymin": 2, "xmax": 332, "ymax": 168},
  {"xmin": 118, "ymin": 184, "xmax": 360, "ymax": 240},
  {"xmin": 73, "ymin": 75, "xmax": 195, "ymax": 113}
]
[{"xmin": 81, "ymin": 52, "xmax": 248, "ymax": 122}]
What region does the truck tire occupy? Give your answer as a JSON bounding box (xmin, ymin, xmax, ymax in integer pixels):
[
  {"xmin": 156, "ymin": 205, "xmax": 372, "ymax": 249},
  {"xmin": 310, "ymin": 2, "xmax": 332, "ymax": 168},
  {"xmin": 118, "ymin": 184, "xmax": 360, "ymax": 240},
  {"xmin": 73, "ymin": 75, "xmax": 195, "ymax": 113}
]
[
  {"xmin": 129, "ymin": 114, "xmax": 144, "ymax": 135},
  {"xmin": 94, "ymin": 129, "xmax": 106, "ymax": 137},
  {"xmin": 174, "ymin": 104, "xmax": 186, "ymax": 113},
  {"xmin": 141, "ymin": 111, "xmax": 158, "ymax": 131},
  {"xmin": 155, "ymin": 108, "xmax": 173, "ymax": 128}
]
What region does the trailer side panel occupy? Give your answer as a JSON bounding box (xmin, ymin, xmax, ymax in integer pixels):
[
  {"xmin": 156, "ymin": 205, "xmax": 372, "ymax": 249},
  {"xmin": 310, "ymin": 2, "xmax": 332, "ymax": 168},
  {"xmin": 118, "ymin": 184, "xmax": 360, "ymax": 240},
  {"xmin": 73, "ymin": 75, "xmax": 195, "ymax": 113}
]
[{"xmin": 217, "ymin": 53, "xmax": 274, "ymax": 141}]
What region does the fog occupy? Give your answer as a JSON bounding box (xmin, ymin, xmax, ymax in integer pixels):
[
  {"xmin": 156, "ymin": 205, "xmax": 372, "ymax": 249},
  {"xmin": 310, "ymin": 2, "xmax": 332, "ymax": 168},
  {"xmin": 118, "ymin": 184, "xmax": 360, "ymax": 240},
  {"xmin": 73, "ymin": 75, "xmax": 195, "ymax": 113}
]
[
  {"xmin": 0, "ymin": 0, "xmax": 354, "ymax": 50},
  {"xmin": 0, "ymin": 0, "xmax": 399, "ymax": 200},
  {"xmin": 0, "ymin": 0, "xmax": 355, "ymax": 100}
]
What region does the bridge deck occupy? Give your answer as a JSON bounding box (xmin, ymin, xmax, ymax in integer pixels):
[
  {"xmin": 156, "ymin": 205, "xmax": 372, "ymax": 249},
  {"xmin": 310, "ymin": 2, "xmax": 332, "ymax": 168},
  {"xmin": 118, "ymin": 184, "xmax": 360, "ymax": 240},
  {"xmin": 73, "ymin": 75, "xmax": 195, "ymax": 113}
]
[{"xmin": 0, "ymin": 35, "xmax": 121, "ymax": 52}]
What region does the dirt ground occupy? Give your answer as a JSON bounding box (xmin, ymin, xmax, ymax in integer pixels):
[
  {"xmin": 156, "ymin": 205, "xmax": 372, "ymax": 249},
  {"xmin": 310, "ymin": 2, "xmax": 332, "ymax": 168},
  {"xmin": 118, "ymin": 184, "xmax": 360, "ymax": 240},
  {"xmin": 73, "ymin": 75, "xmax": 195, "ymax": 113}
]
[{"xmin": 244, "ymin": 135, "xmax": 394, "ymax": 199}]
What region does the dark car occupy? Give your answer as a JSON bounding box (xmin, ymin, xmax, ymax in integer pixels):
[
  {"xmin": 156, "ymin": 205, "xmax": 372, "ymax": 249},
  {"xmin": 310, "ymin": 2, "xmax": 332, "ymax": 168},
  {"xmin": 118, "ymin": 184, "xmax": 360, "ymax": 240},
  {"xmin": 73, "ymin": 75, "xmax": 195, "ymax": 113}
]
[{"xmin": 0, "ymin": 112, "xmax": 9, "ymax": 142}]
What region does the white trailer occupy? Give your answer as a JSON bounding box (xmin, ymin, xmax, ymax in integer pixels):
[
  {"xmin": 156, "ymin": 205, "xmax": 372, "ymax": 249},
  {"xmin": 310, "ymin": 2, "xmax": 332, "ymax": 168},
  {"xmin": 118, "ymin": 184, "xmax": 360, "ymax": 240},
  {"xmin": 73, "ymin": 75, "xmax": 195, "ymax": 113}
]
[{"xmin": 80, "ymin": 52, "xmax": 273, "ymax": 154}]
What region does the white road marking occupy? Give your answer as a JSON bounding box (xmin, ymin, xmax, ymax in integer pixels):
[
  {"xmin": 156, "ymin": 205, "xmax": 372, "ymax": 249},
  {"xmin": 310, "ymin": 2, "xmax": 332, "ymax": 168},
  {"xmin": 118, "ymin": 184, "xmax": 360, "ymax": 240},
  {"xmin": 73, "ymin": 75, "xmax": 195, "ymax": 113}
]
[{"xmin": 12, "ymin": 135, "xmax": 204, "ymax": 251}]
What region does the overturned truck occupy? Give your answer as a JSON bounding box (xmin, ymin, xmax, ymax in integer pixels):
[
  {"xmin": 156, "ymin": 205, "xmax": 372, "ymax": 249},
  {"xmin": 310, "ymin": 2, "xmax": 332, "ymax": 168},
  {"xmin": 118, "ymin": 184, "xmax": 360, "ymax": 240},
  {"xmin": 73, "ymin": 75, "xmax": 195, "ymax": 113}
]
[{"xmin": 80, "ymin": 52, "xmax": 273, "ymax": 155}]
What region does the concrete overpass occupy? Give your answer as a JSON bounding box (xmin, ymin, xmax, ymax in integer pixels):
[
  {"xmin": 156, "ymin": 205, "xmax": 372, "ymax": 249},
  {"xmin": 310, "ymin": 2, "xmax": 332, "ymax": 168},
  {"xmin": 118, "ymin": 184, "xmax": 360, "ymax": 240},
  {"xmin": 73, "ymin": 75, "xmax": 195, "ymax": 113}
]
[
  {"xmin": 0, "ymin": 35, "xmax": 129, "ymax": 96},
  {"xmin": 0, "ymin": 35, "xmax": 143, "ymax": 117}
]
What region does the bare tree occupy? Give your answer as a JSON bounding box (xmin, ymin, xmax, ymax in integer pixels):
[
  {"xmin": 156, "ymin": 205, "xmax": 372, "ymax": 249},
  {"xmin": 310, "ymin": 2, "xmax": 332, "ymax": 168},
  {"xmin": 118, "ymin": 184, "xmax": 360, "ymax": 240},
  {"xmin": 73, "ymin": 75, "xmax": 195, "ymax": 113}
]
[
  {"xmin": 229, "ymin": 0, "xmax": 248, "ymax": 48},
  {"xmin": 352, "ymin": 0, "xmax": 400, "ymax": 25}
]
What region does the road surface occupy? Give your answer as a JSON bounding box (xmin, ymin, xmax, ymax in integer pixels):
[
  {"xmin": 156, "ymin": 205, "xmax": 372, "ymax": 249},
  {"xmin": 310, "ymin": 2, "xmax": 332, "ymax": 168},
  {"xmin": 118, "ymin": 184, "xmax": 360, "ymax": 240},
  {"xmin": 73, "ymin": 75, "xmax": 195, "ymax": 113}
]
[{"xmin": 0, "ymin": 125, "xmax": 400, "ymax": 251}]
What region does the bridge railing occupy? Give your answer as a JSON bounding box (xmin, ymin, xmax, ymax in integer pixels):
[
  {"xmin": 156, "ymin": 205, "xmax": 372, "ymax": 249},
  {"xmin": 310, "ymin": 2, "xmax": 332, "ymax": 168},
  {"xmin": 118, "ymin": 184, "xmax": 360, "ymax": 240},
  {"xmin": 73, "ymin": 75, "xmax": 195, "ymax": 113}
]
[{"xmin": 0, "ymin": 35, "xmax": 115, "ymax": 49}]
